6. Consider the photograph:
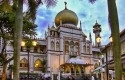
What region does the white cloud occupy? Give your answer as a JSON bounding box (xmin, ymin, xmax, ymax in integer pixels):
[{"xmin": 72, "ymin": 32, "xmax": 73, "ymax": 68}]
[{"xmin": 34, "ymin": 0, "xmax": 125, "ymax": 45}]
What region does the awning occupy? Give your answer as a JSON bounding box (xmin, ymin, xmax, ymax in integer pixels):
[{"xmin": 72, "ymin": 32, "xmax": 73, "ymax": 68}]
[
  {"xmin": 93, "ymin": 67, "xmax": 114, "ymax": 74},
  {"xmin": 93, "ymin": 64, "xmax": 106, "ymax": 72},
  {"xmin": 60, "ymin": 58, "xmax": 93, "ymax": 67},
  {"xmin": 66, "ymin": 58, "xmax": 85, "ymax": 64}
]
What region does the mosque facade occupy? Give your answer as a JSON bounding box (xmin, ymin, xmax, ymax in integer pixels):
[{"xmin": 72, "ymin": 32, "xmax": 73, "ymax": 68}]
[{"xmin": 0, "ymin": 2, "xmax": 102, "ymax": 79}]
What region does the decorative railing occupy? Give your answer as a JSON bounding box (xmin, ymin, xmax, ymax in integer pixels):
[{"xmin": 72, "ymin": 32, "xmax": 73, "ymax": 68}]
[{"xmin": 69, "ymin": 54, "xmax": 77, "ymax": 58}]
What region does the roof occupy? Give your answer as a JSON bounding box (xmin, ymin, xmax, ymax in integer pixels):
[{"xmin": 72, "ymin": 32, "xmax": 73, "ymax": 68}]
[
  {"xmin": 120, "ymin": 29, "xmax": 125, "ymax": 37},
  {"xmin": 50, "ymin": 25, "xmax": 57, "ymax": 31},
  {"xmin": 66, "ymin": 58, "xmax": 85, "ymax": 64},
  {"xmin": 102, "ymin": 28, "xmax": 125, "ymax": 52},
  {"xmin": 92, "ymin": 47, "xmax": 100, "ymax": 52},
  {"xmin": 37, "ymin": 40, "xmax": 46, "ymax": 45}
]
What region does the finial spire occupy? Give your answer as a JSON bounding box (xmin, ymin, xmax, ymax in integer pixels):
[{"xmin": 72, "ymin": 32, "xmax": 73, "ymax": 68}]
[
  {"xmin": 48, "ymin": 24, "xmax": 50, "ymax": 29},
  {"xmin": 64, "ymin": 2, "xmax": 67, "ymax": 9},
  {"xmin": 96, "ymin": 20, "xmax": 97, "ymax": 22}
]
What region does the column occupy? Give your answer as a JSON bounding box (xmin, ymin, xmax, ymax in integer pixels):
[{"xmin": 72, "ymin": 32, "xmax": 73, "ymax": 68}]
[
  {"xmin": 47, "ymin": 53, "xmax": 51, "ymax": 71},
  {"xmin": 47, "ymin": 37, "xmax": 51, "ymax": 50},
  {"xmin": 80, "ymin": 41, "xmax": 83, "ymax": 57},
  {"xmin": 30, "ymin": 54, "xmax": 34, "ymax": 72},
  {"xmin": 60, "ymin": 36, "xmax": 63, "ymax": 51},
  {"xmin": 58, "ymin": 70, "xmax": 61, "ymax": 80}
]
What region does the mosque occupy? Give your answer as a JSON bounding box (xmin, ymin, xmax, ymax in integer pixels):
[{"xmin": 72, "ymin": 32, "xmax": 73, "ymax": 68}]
[{"xmin": 0, "ymin": 2, "xmax": 102, "ymax": 79}]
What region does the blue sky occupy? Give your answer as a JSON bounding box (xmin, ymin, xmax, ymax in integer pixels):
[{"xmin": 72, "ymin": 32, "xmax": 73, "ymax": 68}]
[{"xmin": 33, "ymin": 0, "xmax": 125, "ymax": 45}]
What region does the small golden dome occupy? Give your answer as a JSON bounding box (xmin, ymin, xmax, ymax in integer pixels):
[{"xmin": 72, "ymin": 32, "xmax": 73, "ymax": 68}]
[{"xmin": 55, "ymin": 2, "xmax": 78, "ymax": 27}]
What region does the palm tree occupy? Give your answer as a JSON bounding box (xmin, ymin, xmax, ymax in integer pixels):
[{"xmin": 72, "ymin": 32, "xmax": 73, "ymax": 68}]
[
  {"xmin": 0, "ymin": 0, "xmax": 57, "ymax": 80},
  {"xmin": 89, "ymin": 0, "xmax": 122, "ymax": 80},
  {"xmin": 107, "ymin": 1, "xmax": 122, "ymax": 80}
]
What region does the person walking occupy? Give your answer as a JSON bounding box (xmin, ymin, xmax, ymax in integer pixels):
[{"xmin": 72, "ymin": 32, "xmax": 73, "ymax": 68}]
[{"xmin": 91, "ymin": 74, "xmax": 95, "ymax": 80}]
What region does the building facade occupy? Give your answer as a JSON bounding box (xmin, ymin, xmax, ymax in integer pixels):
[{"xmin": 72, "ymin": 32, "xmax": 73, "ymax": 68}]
[
  {"xmin": 96, "ymin": 29, "xmax": 125, "ymax": 80},
  {"xmin": 0, "ymin": 3, "xmax": 102, "ymax": 79}
]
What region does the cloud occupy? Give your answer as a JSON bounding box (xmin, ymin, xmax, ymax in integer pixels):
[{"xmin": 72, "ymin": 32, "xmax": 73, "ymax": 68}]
[{"xmin": 34, "ymin": 0, "xmax": 125, "ymax": 45}]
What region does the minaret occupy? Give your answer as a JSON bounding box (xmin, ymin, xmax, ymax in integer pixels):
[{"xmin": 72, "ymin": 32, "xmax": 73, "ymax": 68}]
[{"xmin": 93, "ymin": 20, "xmax": 101, "ymax": 47}]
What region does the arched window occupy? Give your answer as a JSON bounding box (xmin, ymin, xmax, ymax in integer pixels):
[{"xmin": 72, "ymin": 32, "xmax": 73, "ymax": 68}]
[
  {"xmin": 75, "ymin": 42, "xmax": 79, "ymax": 55},
  {"xmin": 87, "ymin": 46, "xmax": 90, "ymax": 53},
  {"xmin": 20, "ymin": 58, "xmax": 28, "ymax": 68},
  {"xmin": 34, "ymin": 59, "xmax": 42, "ymax": 68},
  {"xmin": 51, "ymin": 41, "xmax": 55, "ymax": 50},
  {"xmin": 70, "ymin": 41, "xmax": 74, "ymax": 55},
  {"xmin": 65, "ymin": 66, "xmax": 70, "ymax": 73},
  {"xmin": 51, "ymin": 31, "xmax": 55, "ymax": 37},
  {"xmin": 65, "ymin": 41, "xmax": 69, "ymax": 53},
  {"xmin": 83, "ymin": 44, "xmax": 86, "ymax": 53},
  {"xmin": 56, "ymin": 42, "xmax": 60, "ymax": 51}
]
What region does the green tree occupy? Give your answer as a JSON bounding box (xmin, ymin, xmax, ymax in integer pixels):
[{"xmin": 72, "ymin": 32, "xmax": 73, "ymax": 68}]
[
  {"xmin": 41, "ymin": 59, "xmax": 47, "ymax": 73},
  {"xmin": 89, "ymin": 0, "xmax": 122, "ymax": 80},
  {"xmin": 0, "ymin": 1, "xmax": 57, "ymax": 80},
  {"xmin": 0, "ymin": 12, "xmax": 38, "ymax": 80},
  {"xmin": 0, "ymin": 13, "xmax": 14, "ymax": 80},
  {"xmin": 22, "ymin": 14, "xmax": 38, "ymax": 38}
]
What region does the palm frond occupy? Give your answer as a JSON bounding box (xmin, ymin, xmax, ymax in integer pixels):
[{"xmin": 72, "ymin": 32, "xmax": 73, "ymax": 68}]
[
  {"xmin": 36, "ymin": 0, "xmax": 42, "ymax": 5},
  {"xmin": 27, "ymin": 0, "xmax": 42, "ymax": 21},
  {"xmin": 0, "ymin": 0, "xmax": 12, "ymax": 13},
  {"xmin": 27, "ymin": 0, "xmax": 36, "ymax": 21},
  {"xmin": 43, "ymin": 0, "xmax": 57, "ymax": 8},
  {"xmin": 12, "ymin": 0, "xmax": 18, "ymax": 12}
]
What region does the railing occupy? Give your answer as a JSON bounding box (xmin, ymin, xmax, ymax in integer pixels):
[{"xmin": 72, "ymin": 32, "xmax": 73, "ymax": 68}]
[{"xmin": 34, "ymin": 68, "xmax": 42, "ymax": 71}]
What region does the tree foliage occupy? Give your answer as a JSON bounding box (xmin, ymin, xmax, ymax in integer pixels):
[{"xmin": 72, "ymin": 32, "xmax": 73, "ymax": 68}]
[
  {"xmin": 0, "ymin": 12, "xmax": 14, "ymax": 80},
  {"xmin": 23, "ymin": 14, "xmax": 38, "ymax": 38},
  {"xmin": 0, "ymin": 12, "xmax": 38, "ymax": 80},
  {"xmin": 0, "ymin": 0, "xmax": 57, "ymax": 80}
]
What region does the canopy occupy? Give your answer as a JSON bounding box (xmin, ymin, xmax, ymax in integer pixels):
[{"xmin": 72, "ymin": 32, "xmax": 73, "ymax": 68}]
[{"xmin": 66, "ymin": 58, "xmax": 85, "ymax": 64}]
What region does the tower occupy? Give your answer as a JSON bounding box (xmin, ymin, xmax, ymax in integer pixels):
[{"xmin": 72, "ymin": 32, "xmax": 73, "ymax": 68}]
[{"xmin": 93, "ymin": 20, "xmax": 101, "ymax": 47}]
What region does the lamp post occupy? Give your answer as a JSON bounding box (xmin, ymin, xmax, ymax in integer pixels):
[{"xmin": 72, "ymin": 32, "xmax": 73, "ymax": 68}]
[
  {"xmin": 106, "ymin": 36, "xmax": 112, "ymax": 80},
  {"xmin": 21, "ymin": 40, "xmax": 37, "ymax": 80},
  {"xmin": 105, "ymin": 51, "xmax": 108, "ymax": 80},
  {"xmin": 96, "ymin": 35, "xmax": 113, "ymax": 80},
  {"xmin": 96, "ymin": 35, "xmax": 101, "ymax": 80},
  {"xmin": 98, "ymin": 60, "xmax": 101, "ymax": 80}
]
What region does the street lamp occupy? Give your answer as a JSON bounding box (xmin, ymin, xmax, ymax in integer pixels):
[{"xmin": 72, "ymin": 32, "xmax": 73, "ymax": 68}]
[
  {"xmin": 109, "ymin": 36, "xmax": 113, "ymax": 43},
  {"xmin": 105, "ymin": 35, "xmax": 112, "ymax": 80},
  {"xmin": 96, "ymin": 35, "xmax": 113, "ymax": 80},
  {"xmin": 96, "ymin": 35, "xmax": 101, "ymax": 47},
  {"xmin": 21, "ymin": 40, "xmax": 37, "ymax": 80}
]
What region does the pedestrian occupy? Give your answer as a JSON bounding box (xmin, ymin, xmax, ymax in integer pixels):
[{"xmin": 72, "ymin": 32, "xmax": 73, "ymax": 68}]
[{"xmin": 91, "ymin": 74, "xmax": 95, "ymax": 80}]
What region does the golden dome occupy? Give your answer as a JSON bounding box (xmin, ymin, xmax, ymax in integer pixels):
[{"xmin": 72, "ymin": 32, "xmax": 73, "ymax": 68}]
[{"xmin": 55, "ymin": 2, "xmax": 78, "ymax": 27}]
